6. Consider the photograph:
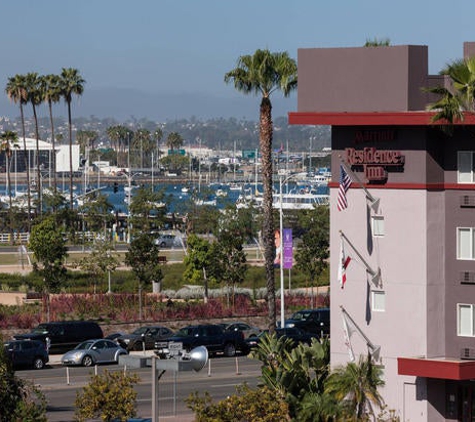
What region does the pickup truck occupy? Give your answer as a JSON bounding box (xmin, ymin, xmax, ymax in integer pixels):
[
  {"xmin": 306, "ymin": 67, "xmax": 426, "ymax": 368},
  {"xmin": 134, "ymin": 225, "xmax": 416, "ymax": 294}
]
[{"xmin": 154, "ymin": 324, "xmax": 248, "ymax": 358}]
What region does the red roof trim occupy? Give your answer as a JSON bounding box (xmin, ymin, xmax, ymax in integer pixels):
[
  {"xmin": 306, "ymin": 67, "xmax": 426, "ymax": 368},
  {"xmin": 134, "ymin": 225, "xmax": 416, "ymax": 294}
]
[
  {"xmin": 328, "ymin": 182, "xmax": 475, "ymax": 191},
  {"xmin": 288, "ymin": 111, "xmax": 475, "ymax": 126},
  {"xmin": 398, "ymin": 357, "xmax": 475, "ymax": 380}
]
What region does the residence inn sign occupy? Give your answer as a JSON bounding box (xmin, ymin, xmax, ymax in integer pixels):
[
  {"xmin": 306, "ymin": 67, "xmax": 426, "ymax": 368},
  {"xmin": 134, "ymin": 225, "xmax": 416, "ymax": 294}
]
[{"xmin": 345, "ymin": 147, "xmax": 405, "ymax": 183}]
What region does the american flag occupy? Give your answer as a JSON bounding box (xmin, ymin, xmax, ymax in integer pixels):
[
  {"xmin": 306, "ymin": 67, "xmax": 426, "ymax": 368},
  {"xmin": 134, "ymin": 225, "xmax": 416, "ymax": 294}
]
[{"xmin": 337, "ymin": 165, "xmax": 352, "ymax": 211}]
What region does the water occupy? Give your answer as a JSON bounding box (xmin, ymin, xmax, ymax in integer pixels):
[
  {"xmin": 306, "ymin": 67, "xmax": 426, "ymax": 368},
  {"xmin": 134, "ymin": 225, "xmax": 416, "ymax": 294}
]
[{"xmin": 2, "ymin": 180, "xmax": 329, "ymax": 215}]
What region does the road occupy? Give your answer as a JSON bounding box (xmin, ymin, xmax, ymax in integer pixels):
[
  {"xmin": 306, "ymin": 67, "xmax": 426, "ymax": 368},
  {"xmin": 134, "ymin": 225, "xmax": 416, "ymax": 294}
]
[{"xmin": 16, "ymin": 355, "xmax": 262, "ymax": 421}]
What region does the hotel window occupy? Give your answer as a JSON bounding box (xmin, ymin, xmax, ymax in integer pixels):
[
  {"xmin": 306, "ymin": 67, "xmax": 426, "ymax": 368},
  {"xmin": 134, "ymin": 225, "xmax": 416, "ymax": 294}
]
[
  {"xmin": 372, "ymin": 291, "xmax": 385, "ymax": 312},
  {"xmin": 457, "ymin": 304, "xmax": 475, "ymax": 336},
  {"xmin": 458, "ymin": 151, "xmax": 475, "ymax": 183},
  {"xmin": 457, "ymin": 227, "xmax": 475, "ymax": 259},
  {"xmin": 372, "ymin": 216, "xmax": 384, "ymax": 237}
]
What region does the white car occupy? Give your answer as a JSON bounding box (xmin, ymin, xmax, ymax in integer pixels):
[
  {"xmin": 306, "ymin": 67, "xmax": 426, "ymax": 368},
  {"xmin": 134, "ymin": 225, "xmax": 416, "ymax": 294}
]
[{"xmin": 61, "ymin": 339, "xmax": 128, "ymax": 367}]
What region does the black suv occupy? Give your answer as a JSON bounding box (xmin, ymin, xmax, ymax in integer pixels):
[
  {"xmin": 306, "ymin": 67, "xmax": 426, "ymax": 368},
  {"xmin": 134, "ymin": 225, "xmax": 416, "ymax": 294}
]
[
  {"xmin": 117, "ymin": 326, "xmax": 174, "ymax": 351},
  {"xmin": 3, "ymin": 340, "xmax": 49, "ymax": 369},
  {"xmin": 14, "ymin": 321, "xmax": 103, "ymax": 354},
  {"xmin": 284, "ymin": 308, "xmax": 330, "ymax": 337}
]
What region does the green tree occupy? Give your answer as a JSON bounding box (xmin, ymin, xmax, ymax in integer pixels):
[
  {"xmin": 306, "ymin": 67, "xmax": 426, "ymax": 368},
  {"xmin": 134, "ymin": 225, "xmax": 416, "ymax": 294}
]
[
  {"xmin": 28, "ymin": 216, "xmax": 68, "ymax": 320},
  {"xmin": 0, "ymin": 339, "xmax": 47, "ymax": 422},
  {"xmin": 212, "ymin": 207, "xmax": 248, "ymax": 308},
  {"xmin": 250, "ymin": 333, "xmax": 330, "ymax": 419},
  {"xmin": 183, "ymin": 233, "xmax": 215, "ymax": 301},
  {"xmin": 133, "ymin": 128, "xmax": 153, "ymax": 168},
  {"xmin": 0, "ymin": 131, "xmax": 18, "ymax": 203},
  {"xmin": 324, "ymin": 354, "xmax": 385, "ymax": 420},
  {"xmin": 153, "ymin": 127, "xmax": 163, "ymax": 166},
  {"xmin": 364, "ymin": 38, "xmax": 391, "ymax": 47},
  {"xmin": 160, "ymin": 153, "xmax": 189, "ymax": 174},
  {"xmin": 76, "ymin": 130, "xmax": 98, "ymax": 156},
  {"xmin": 125, "ymin": 233, "xmax": 164, "ymax": 316},
  {"xmin": 426, "ymin": 56, "xmax": 475, "ymax": 125},
  {"xmin": 74, "ymin": 370, "xmax": 139, "ymax": 422},
  {"xmin": 78, "ymin": 191, "xmax": 114, "ymax": 237},
  {"xmin": 187, "ymin": 384, "xmax": 290, "ymax": 422},
  {"xmin": 225, "ymin": 49, "xmax": 297, "ymax": 331},
  {"xmin": 60, "ymin": 67, "xmax": 85, "ymax": 209},
  {"xmin": 6, "ymin": 74, "xmax": 32, "ymax": 230},
  {"xmin": 295, "ymin": 205, "xmax": 330, "ymax": 304},
  {"xmin": 0, "ymin": 131, "xmax": 19, "ymax": 236},
  {"xmin": 25, "ymin": 72, "xmax": 44, "ymax": 214},
  {"xmin": 165, "ymin": 131, "xmax": 184, "ymax": 152},
  {"xmin": 128, "ymin": 186, "xmax": 167, "ymax": 237},
  {"xmin": 41, "ymin": 74, "xmax": 62, "ymax": 195},
  {"xmin": 73, "ymin": 240, "xmax": 120, "ymax": 293}
]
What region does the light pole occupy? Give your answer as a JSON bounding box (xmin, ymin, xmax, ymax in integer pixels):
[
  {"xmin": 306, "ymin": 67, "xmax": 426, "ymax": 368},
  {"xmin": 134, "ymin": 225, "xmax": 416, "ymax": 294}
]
[{"xmin": 278, "ymin": 173, "xmax": 296, "ymax": 328}]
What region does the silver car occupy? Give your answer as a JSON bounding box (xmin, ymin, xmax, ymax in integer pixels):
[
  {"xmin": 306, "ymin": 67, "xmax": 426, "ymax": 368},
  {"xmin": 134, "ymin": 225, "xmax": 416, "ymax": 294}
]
[{"xmin": 61, "ymin": 339, "xmax": 128, "ymax": 367}]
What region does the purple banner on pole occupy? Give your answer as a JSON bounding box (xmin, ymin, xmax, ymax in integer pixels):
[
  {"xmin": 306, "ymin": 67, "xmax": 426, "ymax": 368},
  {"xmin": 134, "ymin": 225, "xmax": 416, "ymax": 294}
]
[{"xmin": 283, "ymin": 228, "xmax": 293, "ymax": 269}]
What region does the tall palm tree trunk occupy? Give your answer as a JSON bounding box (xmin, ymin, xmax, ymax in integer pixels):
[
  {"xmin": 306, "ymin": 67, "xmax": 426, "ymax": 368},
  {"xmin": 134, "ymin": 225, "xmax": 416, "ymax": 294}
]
[
  {"xmin": 260, "ymin": 97, "xmax": 276, "ymax": 331},
  {"xmin": 6, "ymin": 152, "xmax": 14, "ymax": 245},
  {"xmin": 20, "ymin": 104, "xmax": 32, "ymax": 233},
  {"xmin": 48, "ymin": 101, "xmax": 57, "ymax": 195},
  {"xmin": 67, "ymin": 101, "xmax": 74, "ymax": 209},
  {"xmin": 32, "ymin": 104, "xmax": 42, "ymax": 215}
]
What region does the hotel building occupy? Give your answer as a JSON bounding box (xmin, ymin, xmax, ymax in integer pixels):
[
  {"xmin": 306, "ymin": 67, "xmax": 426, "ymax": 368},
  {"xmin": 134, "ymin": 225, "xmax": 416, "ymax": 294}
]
[{"xmin": 289, "ymin": 42, "xmax": 475, "ymax": 421}]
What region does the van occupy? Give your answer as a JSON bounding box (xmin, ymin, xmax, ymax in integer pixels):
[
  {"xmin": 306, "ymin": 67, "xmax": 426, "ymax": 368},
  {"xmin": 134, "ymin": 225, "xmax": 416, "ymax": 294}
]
[
  {"xmin": 14, "ymin": 321, "xmax": 103, "ymax": 353},
  {"xmin": 284, "ymin": 308, "xmax": 330, "ymax": 337}
]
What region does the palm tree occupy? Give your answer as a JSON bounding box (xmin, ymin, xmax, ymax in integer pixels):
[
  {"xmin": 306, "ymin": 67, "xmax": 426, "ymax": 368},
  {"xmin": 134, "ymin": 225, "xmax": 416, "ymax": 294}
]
[
  {"xmin": 41, "ymin": 74, "xmax": 62, "ymax": 194},
  {"xmin": 153, "ymin": 127, "xmax": 163, "ymax": 168},
  {"xmin": 426, "ymin": 57, "xmax": 475, "ymax": 125},
  {"xmin": 0, "ymin": 130, "xmax": 19, "ymax": 204},
  {"xmin": 324, "ymin": 354, "xmax": 385, "ymax": 420},
  {"xmin": 60, "ymin": 68, "xmax": 85, "ymax": 209},
  {"xmin": 0, "ymin": 131, "xmax": 19, "ymax": 241},
  {"xmin": 133, "ymin": 128, "xmax": 151, "ymax": 168},
  {"xmin": 25, "ymin": 72, "xmax": 43, "ymax": 214},
  {"xmin": 166, "ymin": 132, "xmax": 183, "ymax": 152},
  {"xmin": 224, "ymin": 49, "xmax": 297, "ymax": 331},
  {"xmin": 5, "ymin": 74, "xmax": 32, "ymax": 231}
]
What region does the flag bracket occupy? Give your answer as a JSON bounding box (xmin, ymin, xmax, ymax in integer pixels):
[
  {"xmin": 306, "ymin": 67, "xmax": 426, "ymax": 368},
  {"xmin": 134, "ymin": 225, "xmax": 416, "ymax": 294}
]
[
  {"xmin": 339, "ymin": 156, "xmax": 381, "ymax": 213},
  {"xmin": 341, "ymin": 305, "xmax": 381, "ymax": 362},
  {"xmin": 339, "ymin": 231, "xmax": 382, "ymax": 287}
]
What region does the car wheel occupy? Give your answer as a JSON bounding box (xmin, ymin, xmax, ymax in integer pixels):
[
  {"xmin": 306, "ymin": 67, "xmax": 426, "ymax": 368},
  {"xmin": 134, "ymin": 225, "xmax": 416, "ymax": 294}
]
[
  {"xmin": 82, "ymin": 355, "xmax": 93, "ymax": 367},
  {"xmin": 160, "ymin": 242, "xmax": 166, "ymax": 247},
  {"xmin": 223, "ymin": 343, "xmax": 236, "ymax": 357},
  {"xmin": 132, "ymin": 341, "xmax": 144, "ymax": 351},
  {"xmin": 33, "ymin": 357, "xmax": 45, "ymax": 370}
]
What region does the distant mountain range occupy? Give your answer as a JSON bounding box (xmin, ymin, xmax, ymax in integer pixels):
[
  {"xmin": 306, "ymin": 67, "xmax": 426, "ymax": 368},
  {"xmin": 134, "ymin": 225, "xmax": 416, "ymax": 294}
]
[{"xmin": 0, "ymin": 86, "xmax": 298, "ymax": 122}]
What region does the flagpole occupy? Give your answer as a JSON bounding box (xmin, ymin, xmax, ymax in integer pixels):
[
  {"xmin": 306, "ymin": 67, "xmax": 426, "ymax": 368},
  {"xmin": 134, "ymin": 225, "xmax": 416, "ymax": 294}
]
[
  {"xmin": 339, "ymin": 231, "xmax": 380, "ymax": 279},
  {"xmin": 338, "ymin": 156, "xmax": 380, "ymax": 211},
  {"xmin": 340, "ymin": 306, "xmax": 380, "ymax": 358}
]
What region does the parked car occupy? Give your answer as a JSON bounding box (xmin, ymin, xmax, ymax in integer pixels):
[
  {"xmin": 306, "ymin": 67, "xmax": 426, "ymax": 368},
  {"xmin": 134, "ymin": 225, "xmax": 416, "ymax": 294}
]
[
  {"xmin": 222, "ymin": 322, "xmax": 261, "ymax": 339},
  {"xmin": 284, "ymin": 308, "xmax": 330, "ymax": 337},
  {"xmin": 3, "ymin": 339, "xmax": 49, "ymax": 370},
  {"xmin": 61, "ymin": 339, "xmax": 128, "ymax": 367},
  {"xmin": 14, "ymin": 321, "xmax": 104, "ymax": 354},
  {"xmin": 104, "ymin": 332, "xmax": 125, "ymax": 342},
  {"xmin": 154, "ymin": 234, "xmax": 176, "ymax": 248},
  {"xmin": 117, "ymin": 326, "xmax": 174, "ymax": 351},
  {"xmin": 154, "ymin": 324, "xmax": 248, "ymax": 358},
  {"xmin": 245, "ymin": 327, "xmax": 318, "ymax": 350}
]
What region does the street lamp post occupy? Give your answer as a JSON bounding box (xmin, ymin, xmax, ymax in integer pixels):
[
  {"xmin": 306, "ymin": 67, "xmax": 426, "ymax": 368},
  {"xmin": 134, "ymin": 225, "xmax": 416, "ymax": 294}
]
[{"xmin": 278, "ymin": 173, "xmax": 296, "ymax": 328}]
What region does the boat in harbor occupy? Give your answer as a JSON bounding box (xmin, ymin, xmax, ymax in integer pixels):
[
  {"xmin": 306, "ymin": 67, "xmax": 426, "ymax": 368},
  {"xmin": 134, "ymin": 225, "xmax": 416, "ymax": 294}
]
[{"xmin": 236, "ymin": 186, "xmax": 329, "ymax": 210}]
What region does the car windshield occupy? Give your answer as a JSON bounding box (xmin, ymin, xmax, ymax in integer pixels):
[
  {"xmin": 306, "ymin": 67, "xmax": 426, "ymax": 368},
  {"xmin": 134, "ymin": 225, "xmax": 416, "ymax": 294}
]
[
  {"xmin": 75, "ymin": 341, "xmax": 94, "ymax": 350},
  {"xmin": 132, "ymin": 327, "xmax": 149, "ymax": 335},
  {"xmin": 291, "ymin": 311, "xmax": 311, "ymax": 321},
  {"xmin": 175, "ymin": 327, "xmax": 194, "ymax": 336},
  {"xmin": 32, "ymin": 325, "xmax": 49, "ymax": 334}
]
